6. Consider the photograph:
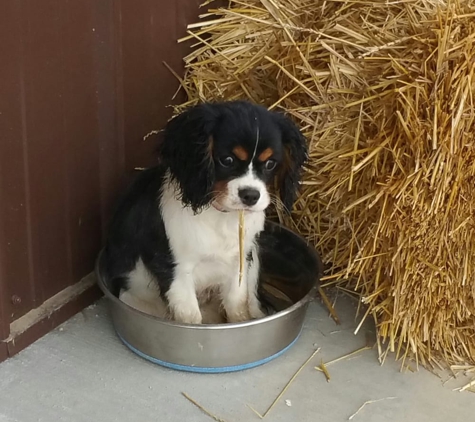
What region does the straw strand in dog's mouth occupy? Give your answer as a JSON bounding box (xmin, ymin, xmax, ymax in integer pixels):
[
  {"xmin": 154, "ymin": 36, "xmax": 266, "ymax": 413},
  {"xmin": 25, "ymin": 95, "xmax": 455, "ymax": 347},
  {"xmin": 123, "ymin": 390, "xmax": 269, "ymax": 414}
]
[{"xmin": 238, "ymin": 210, "xmax": 245, "ymax": 286}]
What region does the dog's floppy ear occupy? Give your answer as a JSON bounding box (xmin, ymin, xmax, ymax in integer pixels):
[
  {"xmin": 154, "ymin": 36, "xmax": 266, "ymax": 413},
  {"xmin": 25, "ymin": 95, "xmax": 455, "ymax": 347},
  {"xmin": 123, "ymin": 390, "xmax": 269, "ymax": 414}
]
[
  {"xmin": 160, "ymin": 103, "xmax": 220, "ymax": 213},
  {"xmin": 273, "ymin": 112, "xmax": 308, "ymax": 212}
]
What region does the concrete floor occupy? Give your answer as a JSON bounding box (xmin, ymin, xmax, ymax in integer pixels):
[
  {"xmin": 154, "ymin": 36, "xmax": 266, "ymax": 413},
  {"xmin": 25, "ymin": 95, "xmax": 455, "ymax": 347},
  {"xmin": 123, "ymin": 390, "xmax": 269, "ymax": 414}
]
[{"xmin": 0, "ymin": 296, "xmax": 474, "ymax": 422}]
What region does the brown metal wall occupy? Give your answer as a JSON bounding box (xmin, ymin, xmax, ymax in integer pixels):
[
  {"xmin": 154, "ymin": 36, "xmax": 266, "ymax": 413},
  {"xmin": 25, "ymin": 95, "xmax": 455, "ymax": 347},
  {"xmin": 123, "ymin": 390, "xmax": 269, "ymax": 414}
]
[{"xmin": 0, "ymin": 0, "xmax": 204, "ymax": 339}]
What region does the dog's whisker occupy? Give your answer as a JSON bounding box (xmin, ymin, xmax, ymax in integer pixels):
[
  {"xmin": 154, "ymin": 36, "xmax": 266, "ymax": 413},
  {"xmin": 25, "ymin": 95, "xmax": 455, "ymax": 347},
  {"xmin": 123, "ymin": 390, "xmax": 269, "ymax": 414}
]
[{"xmin": 268, "ymin": 193, "xmax": 291, "ymax": 214}]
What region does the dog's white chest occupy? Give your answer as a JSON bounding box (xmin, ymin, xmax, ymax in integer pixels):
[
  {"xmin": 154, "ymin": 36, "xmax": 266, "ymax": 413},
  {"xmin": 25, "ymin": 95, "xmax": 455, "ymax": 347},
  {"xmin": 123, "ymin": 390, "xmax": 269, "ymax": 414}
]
[{"xmin": 160, "ymin": 188, "xmax": 265, "ymax": 272}]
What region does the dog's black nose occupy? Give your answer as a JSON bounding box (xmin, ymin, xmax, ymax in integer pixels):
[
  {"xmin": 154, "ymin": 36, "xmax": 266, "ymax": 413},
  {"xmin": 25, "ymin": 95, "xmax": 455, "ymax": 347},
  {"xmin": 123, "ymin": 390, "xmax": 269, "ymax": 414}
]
[{"xmin": 239, "ymin": 188, "xmax": 260, "ymax": 206}]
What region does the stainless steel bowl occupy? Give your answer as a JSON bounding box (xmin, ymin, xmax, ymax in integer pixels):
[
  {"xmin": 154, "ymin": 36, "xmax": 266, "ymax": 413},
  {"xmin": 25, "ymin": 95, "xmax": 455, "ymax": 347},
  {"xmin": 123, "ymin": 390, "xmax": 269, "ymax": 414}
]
[{"xmin": 96, "ymin": 222, "xmax": 322, "ymax": 373}]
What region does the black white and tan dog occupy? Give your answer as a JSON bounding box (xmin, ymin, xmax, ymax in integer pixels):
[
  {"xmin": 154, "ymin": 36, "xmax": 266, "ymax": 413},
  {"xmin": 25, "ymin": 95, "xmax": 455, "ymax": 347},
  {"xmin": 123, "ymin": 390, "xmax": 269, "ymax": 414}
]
[{"xmin": 102, "ymin": 101, "xmax": 307, "ymax": 324}]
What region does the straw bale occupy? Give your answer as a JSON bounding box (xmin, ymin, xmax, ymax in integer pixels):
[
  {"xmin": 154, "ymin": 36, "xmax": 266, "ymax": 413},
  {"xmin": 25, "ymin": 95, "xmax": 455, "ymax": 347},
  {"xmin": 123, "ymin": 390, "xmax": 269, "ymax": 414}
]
[{"xmin": 173, "ymin": 0, "xmax": 475, "ymax": 366}]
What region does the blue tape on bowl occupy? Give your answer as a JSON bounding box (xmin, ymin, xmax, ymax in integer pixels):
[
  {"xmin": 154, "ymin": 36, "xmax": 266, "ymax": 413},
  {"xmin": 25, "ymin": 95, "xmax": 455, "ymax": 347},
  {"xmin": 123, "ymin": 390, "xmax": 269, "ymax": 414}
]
[{"xmin": 117, "ymin": 331, "xmax": 302, "ymax": 373}]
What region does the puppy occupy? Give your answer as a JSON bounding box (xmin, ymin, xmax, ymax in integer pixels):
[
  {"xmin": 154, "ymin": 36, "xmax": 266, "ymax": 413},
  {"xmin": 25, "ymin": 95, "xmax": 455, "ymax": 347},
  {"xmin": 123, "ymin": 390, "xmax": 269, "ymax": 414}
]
[{"xmin": 102, "ymin": 101, "xmax": 307, "ymax": 324}]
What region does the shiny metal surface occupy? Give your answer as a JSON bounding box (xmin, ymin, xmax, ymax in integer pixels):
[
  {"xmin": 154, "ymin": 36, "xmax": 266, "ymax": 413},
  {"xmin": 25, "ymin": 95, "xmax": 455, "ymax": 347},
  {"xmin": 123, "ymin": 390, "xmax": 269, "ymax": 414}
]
[{"xmin": 96, "ymin": 222, "xmax": 322, "ymax": 371}]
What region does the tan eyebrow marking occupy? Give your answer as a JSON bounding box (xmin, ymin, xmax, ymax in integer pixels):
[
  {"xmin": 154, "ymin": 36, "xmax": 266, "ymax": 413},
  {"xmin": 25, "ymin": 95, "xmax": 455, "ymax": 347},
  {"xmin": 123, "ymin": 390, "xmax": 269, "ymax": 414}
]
[
  {"xmin": 258, "ymin": 147, "xmax": 274, "ymax": 162},
  {"xmin": 232, "ymin": 146, "xmax": 249, "ymax": 161}
]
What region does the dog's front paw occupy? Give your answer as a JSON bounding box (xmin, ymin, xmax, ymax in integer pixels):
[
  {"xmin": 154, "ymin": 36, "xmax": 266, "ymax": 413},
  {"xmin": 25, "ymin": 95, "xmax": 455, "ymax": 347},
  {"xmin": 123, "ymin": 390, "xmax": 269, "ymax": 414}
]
[
  {"xmin": 248, "ymin": 295, "xmax": 266, "ymax": 320},
  {"xmin": 249, "ymin": 305, "xmax": 266, "ymax": 320},
  {"xmin": 172, "ymin": 305, "xmax": 203, "ymax": 324},
  {"xmin": 226, "ymin": 311, "xmax": 251, "ymax": 323},
  {"xmin": 167, "ymin": 282, "xmax": 202, "ymax": 324},
  {"xmin": 225, "ymin": 303, "xmax": 251, "ymax": 323}
]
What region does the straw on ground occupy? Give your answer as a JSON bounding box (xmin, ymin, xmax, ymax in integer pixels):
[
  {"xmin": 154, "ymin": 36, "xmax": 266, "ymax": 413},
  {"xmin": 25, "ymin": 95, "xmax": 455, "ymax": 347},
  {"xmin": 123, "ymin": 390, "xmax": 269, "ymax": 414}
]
[
  {"xmin": 348, "ymin": 397, "xmax": 397, "ymax": 420},
  {"xmin": 182, "ymin": 392, "xmax": 227, "ymax": 422},
  {"xmin": 248, "ymin": 347, "xmax": 321, "ymax": 418}
]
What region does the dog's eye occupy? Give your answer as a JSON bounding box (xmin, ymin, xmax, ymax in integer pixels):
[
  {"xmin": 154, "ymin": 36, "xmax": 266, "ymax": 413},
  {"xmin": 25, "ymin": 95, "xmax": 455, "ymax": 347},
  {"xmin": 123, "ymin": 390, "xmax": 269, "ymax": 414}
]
[
  {"xmin": 218, "ymin": 156, "xmax": 234, "ymax": 168},
  {"xmin": 264, "ymin": 159, "xmax": 277, "ymax": 171}
]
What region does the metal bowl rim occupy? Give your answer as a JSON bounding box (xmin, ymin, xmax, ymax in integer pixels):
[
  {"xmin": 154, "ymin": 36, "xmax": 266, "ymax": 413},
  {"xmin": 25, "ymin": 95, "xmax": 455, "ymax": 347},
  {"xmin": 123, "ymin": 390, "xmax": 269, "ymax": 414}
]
[{"xmin": 95, "ymin": 222, "xmax": 321, "ymax": 331}]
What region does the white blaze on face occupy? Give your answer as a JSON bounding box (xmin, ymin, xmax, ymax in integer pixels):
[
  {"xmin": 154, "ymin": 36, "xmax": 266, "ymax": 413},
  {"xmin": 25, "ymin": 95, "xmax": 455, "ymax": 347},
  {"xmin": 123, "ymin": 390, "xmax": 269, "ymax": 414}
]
[
  {"xmin": 251, "ymin": 119, "xmax": 260, "ymax": 161},
  {"xmin": 223, "ymin": 163, "xmax": 270, "ymax": 211},
  {"xmin": 215, "ymin": 118, "xmax": 270, "ymax": 212},
  {"xmin": 223, "ymin": 117, "xmax": 270, "ymax": 211}
]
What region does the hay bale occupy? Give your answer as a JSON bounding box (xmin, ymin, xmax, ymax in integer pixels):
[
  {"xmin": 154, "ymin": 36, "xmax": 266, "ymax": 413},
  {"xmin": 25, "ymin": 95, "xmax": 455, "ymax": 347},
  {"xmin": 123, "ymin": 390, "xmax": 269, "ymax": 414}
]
[{"xmin": 173, "ymin": 0, "xmax": 475, "ymax": 366}]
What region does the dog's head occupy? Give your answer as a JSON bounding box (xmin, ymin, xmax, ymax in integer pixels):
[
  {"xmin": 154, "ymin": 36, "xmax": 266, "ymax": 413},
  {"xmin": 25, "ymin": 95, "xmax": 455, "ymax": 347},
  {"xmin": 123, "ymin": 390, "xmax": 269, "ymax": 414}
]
[{"xmin": 160, "ymin": 101, "xmax": 307, "ymax": 213}]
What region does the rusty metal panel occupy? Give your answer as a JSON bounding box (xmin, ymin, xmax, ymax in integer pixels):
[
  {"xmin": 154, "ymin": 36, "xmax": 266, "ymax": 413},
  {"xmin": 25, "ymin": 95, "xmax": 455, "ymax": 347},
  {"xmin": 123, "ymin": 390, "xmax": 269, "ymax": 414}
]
[
  {"xmin": 0, "ymin": 0, "xmax": 100, "ymax": 315},
  {"xmin": 57, "ymin": 0, "xmax": 103, "ymax": 285},
  {"xmin": 93, "ymin": 0, "xmax": 127, "ymax": 239},
  {"xmin": 22, "ymin": 0, "xmax": 93, "ymax": 302},
  {"xmin": 0, "ymin": 0, "xmax": 38, "ymax": 321},
  {"xmin": 0, "ymin": 215, "xmax": 10, "ymax": 344},
  {"xmin": 119, "ymin": 0, "xmax": 204, "ymax": 169},
  {"xmin": 0, "ymin": 0, "xmax": 207, "ymax": 330}
]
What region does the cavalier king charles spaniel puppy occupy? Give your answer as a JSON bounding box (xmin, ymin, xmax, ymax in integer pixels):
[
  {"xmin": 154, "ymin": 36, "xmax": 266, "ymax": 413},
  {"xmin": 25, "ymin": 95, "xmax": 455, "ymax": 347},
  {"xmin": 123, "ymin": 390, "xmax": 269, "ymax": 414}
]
[{"xmin": 102, "ymin": 100, "xmax": 307, "ymax": 324}]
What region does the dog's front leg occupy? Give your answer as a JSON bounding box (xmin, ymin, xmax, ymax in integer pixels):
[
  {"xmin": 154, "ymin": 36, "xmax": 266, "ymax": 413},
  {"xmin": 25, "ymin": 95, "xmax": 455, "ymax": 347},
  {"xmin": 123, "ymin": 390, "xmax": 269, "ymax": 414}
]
[
  {"xmin": 166, "ymin": 265, "xmax": 202, "ymax": 324},
  {"xmin": 222, "ymin": 278, "xmax": 250, "ymax": 323},
  {"xmin": 221, "ymin": 256, "xmax": 253, "ymax": 323},
  {"xmin": 247, "ymin": 245, "xmax": 266, "ymax": 320}
]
